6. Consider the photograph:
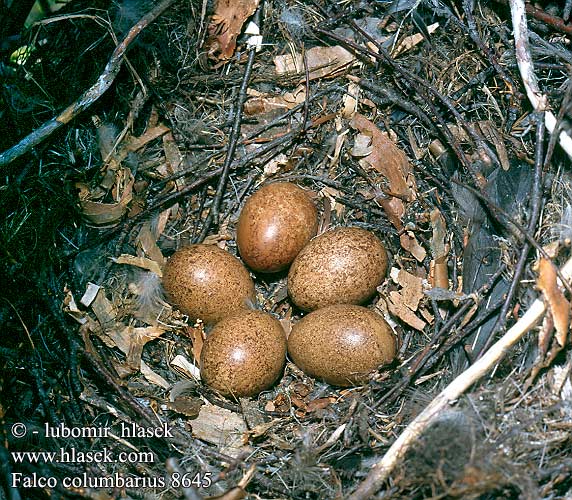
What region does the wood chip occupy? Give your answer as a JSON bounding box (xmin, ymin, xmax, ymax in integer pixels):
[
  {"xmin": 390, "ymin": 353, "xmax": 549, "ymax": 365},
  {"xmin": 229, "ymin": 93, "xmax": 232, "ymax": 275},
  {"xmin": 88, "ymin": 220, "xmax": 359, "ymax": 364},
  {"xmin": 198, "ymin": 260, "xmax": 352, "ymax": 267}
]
[
  {"xmin": 274, "ymin": 45, "xmax": 355, "ymax": 80},
  {"xmin": 191, "ymin": 405, "xmax": 249, "ymax": 458}
]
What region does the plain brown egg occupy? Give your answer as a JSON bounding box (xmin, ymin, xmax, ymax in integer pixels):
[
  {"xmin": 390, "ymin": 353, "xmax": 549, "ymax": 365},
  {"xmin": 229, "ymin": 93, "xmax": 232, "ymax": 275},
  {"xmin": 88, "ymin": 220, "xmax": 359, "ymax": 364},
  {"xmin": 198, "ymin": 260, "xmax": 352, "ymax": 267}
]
[
  {"xmin": 236, "ymin": 182, "xmax": 318, "ymax": 273},
  {"xmin": 162, "ymin": 244, "xmax": 255, "ymax": 324},
  {"xmin": 200, "ymin": 310, "xmax": 287, "ymax": 397},
  {"xmin": 287, "ymin": 304, "xmax": 396, "ymax": 386},
  {"xmin": 287, "ymin": 227, "xmax": 388, "ymax": 311}
]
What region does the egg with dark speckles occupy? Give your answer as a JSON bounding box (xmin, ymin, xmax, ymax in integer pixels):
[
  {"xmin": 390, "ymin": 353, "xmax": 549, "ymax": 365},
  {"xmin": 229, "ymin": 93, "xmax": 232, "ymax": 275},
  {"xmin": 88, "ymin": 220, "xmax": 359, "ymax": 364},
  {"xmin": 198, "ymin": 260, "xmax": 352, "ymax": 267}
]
[
  {"xmin": 287, "ymin": 227, "xmax": 388, "ymax": 311},
  {"xmin": 236, "ymin": 182, "xmax": 318, "ymax": 273},
  {"xmin": 200, "ymin": 310, "xmax": 287, "ymax": 397},
  {"xmin": 288, "ymin": 304, "xmax": 396, "ymax": 386},
  {"xmin": 162, "ymin": 244, "xmax": 255, "ymax": 324}
]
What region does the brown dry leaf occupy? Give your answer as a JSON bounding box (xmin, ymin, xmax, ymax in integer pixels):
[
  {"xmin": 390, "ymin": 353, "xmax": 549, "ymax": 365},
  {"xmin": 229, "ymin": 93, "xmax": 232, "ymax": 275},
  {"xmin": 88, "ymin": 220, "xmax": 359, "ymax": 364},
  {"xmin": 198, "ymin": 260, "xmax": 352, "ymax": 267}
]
[
  {"xmin": 430, "ymin": 209, "xmax": 449, "ymax": 289},
  {"xmin": 170, "ymin": 354, "xmax": 201, "ymax": 380},
  {"xmin": 187, "ymin": 323, "xmax": 205, "ymax": 362},
  {"xmin": 246, "ymin": 419, "xmax": 279, "ymax": 439},
  {"xmin": 114, "ymin": 254, "xmax": 163, "ymax": 277},
  {"xmin": 205, "ymin": 0, "xmax": 260, "ymax": 61},
  {"xmin": 62, "ymin": 287, "xmax": 88, "ymax": 325},
  {"xmin": 167, "ymin": 397, "xmax": 204, "ymax": 418},
  {"xmin": 350, "ymin": 113, "xmax": 415, "ymax": 203},
  {"xmin": 191, "ymin": 405, "xmax": 249, "ymax": 458},
  {"xmin": 85, "ymin": 297, "xmax": 170, "ymax": 388},
  {"xmin": 305, "ymin": 396, "xmax": 337, "ymax": 413},
  {"xmin": 477, "ymin": 120, "xmax": 510, "ymax": 171},
  {"xmin": 262, "ymin": 153, "xmax": 290, "ymax": 177},
  {"xmin": 244, "ymin": 88, "xmax": 305, "ymax": 115},
  {"xmin": 537, "ymin": 258, "xmax": 570, "ymax": 346},
  {"xmin": 162, "ymin": 131, "xmax": 184, "ymax": 173},
  {"xmin": 91, "ymin": 303, "xmax": 168, "ymax": 387},
  {"xmin": 90, "ymin": 288, "xmax": 117, "ymax": 332},
  {"xmin": 120, "ymin": 325, "xmax": 166, "ymax": 372},
  {"xmin": 319, "ymin": 186, "xmax": 345, "ymax": 218},
  {"xmin": 274, "ymin": 45, "xmax": 355, "ymax": 81},
  {"xmin": 400, "ymin": 232, "xmax": 427, "ymax": 262},
  {"xmin": 390, "ymin": 268, "xmax": 424, "ymax": 311},
  {"xmin": 386, "ymin": 291, "xmax": 426, "ymax": 331},
  {"xmin": 80, "ymin": 167, "xmax": 134, "ymax": 226},
  {"xmin": 342, "ymin": 82, "xmax": 360, "ymax": 119},
  {"xmin": 391, "ymin": 22, "xmax": 439, "ymax": 57},
  {"xmin": 137, "ymin": 222, "xmax": 166, "ymax": 267},
  {"xmin": 116, "ymin": 124, "xmax": 170, "ymax": 163}
]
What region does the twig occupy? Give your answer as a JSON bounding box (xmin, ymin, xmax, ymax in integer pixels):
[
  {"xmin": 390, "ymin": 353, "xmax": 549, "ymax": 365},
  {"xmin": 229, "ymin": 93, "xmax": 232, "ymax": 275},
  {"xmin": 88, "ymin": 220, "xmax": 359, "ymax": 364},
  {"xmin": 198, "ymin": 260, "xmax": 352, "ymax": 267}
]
[
  {"xmin": 347, "ymin": 255, "xmax": 572, "ymax": 500},
  {"xmin": 525, "ymin": 2, "xmax": 572, "ymax": 36},
  {"xmin": 0, "ymin": 0, "xmax": 177, "ymax": 168},
  {"xmin": 197, "ymin": 7, "xmax": 261, "ymax": 242},
  {"xmin": 509, "ymin": 0, "xmax": 572, "ymax": 161},
  {"xmin": 474, "ymin": 113, "xmax": 546, "ymax": 359}
]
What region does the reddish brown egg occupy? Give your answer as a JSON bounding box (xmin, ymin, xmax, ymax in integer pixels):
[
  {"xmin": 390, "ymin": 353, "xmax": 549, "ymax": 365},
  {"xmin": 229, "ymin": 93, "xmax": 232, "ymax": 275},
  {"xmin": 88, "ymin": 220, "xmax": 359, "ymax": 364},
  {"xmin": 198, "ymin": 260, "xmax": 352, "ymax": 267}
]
[
  {"xmin": 200, "ymin": 310, "xmax": 287, "ymax": 397},
  {"xmin": 236, "ymin": 182, "xmax": 318, "ymax": 273},
  {"xmin": 287, "ymin": 304, "xmax": 396, "ymax": 386},
  {"xmin": 162, "ymin": 244, "xmax": 255, "ymax": 324},
  {"xmin": 287, "ymin": 227, "xmax": 388, "ymax": 311}
]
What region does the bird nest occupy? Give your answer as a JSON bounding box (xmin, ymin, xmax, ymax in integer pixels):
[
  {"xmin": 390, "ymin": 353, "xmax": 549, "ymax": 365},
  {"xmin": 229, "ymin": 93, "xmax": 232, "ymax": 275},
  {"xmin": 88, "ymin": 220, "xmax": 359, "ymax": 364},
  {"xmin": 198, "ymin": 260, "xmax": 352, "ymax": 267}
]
[{"xmin": 1, "ymin": 0, "xmax": 572, "ymax": 498}]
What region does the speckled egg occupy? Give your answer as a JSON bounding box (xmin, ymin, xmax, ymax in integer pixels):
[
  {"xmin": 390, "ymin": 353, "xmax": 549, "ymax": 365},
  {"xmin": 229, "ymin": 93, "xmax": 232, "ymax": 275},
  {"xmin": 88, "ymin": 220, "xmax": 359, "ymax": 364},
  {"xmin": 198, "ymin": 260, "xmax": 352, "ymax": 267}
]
[
  {"xmin": 236, "ymin": 182, "xmax": 318, "ymax": 273},
  {"xmin": 287, "ymin": 227, "xmax": 388, "ymax": 311},
  {"xmin": 288, "ymin": 304, "xmax": 396, "ymax": 386},
  {"xmin": 162, "ymin": 244, "xmax": 255, "ymax": 324},
  {"xmin": 200, "ymin": 310, "xmax": 287, "ymax": 397}
]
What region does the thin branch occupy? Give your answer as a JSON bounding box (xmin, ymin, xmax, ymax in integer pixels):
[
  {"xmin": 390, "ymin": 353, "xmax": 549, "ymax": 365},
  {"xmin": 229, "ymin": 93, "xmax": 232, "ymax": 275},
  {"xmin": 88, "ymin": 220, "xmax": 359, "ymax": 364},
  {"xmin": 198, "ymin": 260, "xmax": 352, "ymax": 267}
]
[
  {"xmin": 473, "ymin": 113, "xmax": 546, "ymax": 359},
  {"xmin": 509, "ymin": 0, "xmax": 572, "ymax": 160},
  {"xmin": 0, "ymin": 0, "xmax": 177, "ymax": 168},
  {"xmin": 197, "ymin": 42, "xmax": 258, "ymax": 242},
  {"xmin": 347, "ymin": 254, "xmax": 572, "ymax": 500}
]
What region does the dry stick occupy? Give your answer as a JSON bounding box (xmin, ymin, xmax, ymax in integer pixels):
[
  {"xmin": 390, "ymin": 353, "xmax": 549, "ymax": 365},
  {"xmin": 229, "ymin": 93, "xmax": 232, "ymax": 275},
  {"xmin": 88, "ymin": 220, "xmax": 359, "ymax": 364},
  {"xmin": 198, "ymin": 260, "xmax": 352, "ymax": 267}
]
[
  {"xmin": 347, "ymin": 255, "xmax": 572, "ymax": 500},
  {"xmin": 350, "ymin": 7, "xmax": 572, "ymax": 493},
  {"xmin": 0, "ymin": 0, "xmax": 177, "ymax": 168},
  {"xmin": 510, "ymin": 0, "xmax": 572, "ymax": 161},
  {"xmin": 196, "ymin": 13, "xmax": 259, "ymax": 243},
  {"xmin": 473, "ymin": 114, "xmax": 546, "ymax": 359},
  {"xmin": 462, "ymin": 0, "xmax": 520, "ymax": 99},
  {"xmin": 316, "ymin": 25, "xmax": 483, "ymax": 186}
]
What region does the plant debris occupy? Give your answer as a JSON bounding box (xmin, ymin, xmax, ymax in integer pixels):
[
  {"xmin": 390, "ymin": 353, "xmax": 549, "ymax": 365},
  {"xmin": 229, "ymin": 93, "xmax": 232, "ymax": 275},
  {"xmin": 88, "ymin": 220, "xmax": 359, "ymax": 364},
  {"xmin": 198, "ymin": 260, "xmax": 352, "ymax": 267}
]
[{"xmin": 1, "ymin": 0, "xmax": 572, "ymax": 499}]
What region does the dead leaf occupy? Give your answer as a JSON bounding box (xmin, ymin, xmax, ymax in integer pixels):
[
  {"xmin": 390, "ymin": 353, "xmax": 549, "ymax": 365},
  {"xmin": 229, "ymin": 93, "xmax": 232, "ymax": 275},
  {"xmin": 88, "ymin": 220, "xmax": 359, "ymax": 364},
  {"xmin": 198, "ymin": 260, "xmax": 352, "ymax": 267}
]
[
  {"xmin": 170, "ymin": 354, "xmax": 201, "ymax": 380},
  {"xmin": 80, "ymin": 282, "xmax": 101, "ymax": 308},
  {"xmin": 477, "ymin": 120, "xmax": 509, "ymax": 171},
  {"xmin": 274, "ymin": 45, "xmax": 355, "ymax": 81},
  {"xmin": 83, "ymin": 301, "xmax": 170, "ymax": 389},
  {"xmin": 137, "ymin": 222, "xmax": 166, "ymax": 267},
  {"xmin": 430, "ymin": 209, "xmax": 449, "ymax": 289},
  {"xmin": 400, "ymin": 232, "xmax": 427, "ymax": 262},
  {"xmin": 390, "ymin": 268, "xmax": 424, "ymax": 311},
  {"xmin": 80, "ymin": 167, "xmax": 134, "ymax": 226},
  {"xmin": 342, "ymin": 82, "xmax": 360, "ymax": 119},
  {"xmin": 305, "ymin": 396, "xmax": 337, "ymax": 413},
  {"xmin": 186, "ymin": 323, "xmax": 205, "ymax": 362},
  {"xmin": 62, "ymin": 287, "xmax": 88, "ymax": 325},
  {"xmin": 205, "ymin": 0, "xmax": 260, "ymax": 61},
  {"xmin": 537, "ymin": 258, "xmax": 570, "ymax": 346},
  {"xmin": 121, "ymin": 325, "xmax": 166, "ymax": 371},
  {"xmin": 386, "ymin": 292, "xmax": 426, "ymax": 331},
  {"xmin": 244, "ymin": 89, "xmax": 305, "ymax": 115},
  {"xmin": 350, "ymin": 113, "xmax": 415, "ymax": 203},
  {"xmin": 90, "ymin": 288, "xmax": 117, "ymax": 331},
  {"xmin": 391, "ymin": 22, "xmax": 439, "ymax": 57},
  {"xmin": 167, "ymin": 397, "xmax": 203, "ymax": 418},
  {"xmin": 114, "ymin": 254, "xmax": 163, "ymax": 277}
]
